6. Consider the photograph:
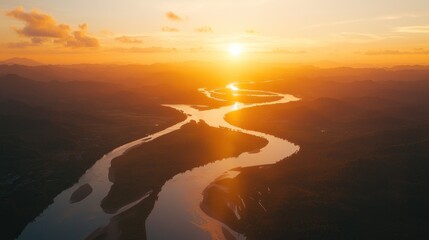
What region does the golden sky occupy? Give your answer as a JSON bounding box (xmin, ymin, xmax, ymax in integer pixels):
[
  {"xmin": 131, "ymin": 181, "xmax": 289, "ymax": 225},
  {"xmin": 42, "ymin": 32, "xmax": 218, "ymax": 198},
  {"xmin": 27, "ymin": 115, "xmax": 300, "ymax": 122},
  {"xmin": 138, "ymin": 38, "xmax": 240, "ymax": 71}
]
[{"xmin": 1, "ymin": 0, "xmax": 429, "ymax": 65}]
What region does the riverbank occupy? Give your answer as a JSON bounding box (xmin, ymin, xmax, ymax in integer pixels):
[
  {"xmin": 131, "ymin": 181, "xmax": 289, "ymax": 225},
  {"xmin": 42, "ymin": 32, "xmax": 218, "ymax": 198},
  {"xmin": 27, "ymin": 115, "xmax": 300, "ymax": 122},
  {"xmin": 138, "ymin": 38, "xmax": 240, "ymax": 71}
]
[{"xmin": 202, "ymin": 79, "xmax": 429, "ymax": 239}]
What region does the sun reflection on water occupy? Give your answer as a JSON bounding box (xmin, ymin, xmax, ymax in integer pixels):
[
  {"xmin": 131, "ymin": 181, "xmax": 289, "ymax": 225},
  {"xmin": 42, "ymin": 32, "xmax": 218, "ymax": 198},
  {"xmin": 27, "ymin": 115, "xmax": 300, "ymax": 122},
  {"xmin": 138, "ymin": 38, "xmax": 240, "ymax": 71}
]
[
  {"xmin": 227, "ymin": 83, "xmax": 239, "ymax": 91},
  {"xmin": 232, "ymin": 102, "xmax": 240, "ymax": 111}
]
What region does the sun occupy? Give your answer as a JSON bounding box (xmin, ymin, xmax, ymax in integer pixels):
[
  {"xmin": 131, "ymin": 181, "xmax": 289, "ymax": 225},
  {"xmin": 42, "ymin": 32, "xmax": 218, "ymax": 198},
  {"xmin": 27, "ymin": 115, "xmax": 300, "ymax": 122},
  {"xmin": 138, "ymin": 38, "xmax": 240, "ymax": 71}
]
[{"xmin": 228, "ymin": 43, "xmax": 242, "ymax": 57}]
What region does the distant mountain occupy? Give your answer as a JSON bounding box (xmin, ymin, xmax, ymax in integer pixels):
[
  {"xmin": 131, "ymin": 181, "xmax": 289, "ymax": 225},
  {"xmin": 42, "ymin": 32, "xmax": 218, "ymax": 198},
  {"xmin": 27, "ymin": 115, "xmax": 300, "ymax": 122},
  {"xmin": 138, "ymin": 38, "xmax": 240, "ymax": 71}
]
[
  {"xmin": 0, "ymin": 57, "xmax": 43, "ymax": 66},
  {"xmin": 390, "ymin": 65, "xmax": 429, "ymax": 70}
]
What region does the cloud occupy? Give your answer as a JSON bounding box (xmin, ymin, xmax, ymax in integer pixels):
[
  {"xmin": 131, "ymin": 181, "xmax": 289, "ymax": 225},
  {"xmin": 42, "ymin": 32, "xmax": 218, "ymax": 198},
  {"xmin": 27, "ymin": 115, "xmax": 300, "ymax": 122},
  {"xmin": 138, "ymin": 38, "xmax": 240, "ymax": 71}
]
[
  {"xmin": 166, "ymin": 11, "xmax": 183, "ymax": 21},
  {"xmin": 195, "ymin": 26, "xmax": 213, "ymax": 33},
  {"xmin": 268, "ymin": 49, "xmax": 307, "ymax": 54},
  {"xmin": 328, "ymin": 32, "xmax": 385, "ymax": 43},
  {"xmin": 395, "ymin": 25, "xmax": 429, "ymax": 33},
  {"xmin": 31, "ymin": 37, "xmax": 48, "ymax": 44},
  {"xmin": 100, "ymin": 29, "xmax": 114, "ymax": 36},
  {"xmin": 362, "ymin": 49, "xmax": 429, "ymax": 55},
  {"xmin": 6, "ymin": 41, "xmax": 36, "ymax": 48},
  {"xmin": 248, "ymin": 48, "xmax": 307, "ymax": 54},
  {"xmin": 161, "ymin": 26, "xmax": 179, "ymax": 32},
  {"xmin": 115, "ymin": 36, "xmax": 142, "ymax": 44},
  {"xmin": 109, "ymin": 46, "xmax": 177, "ymax": 53},
  {"xmin": 305, "ymin": 14, "xmax": 420, "ymax": 29},
  {"xmin": 245, "ymin": 29, "xmax": 257, "ymax": 34},
  {"xmin": 5, "ymin": 7, "xmax": 99, "ymax": 48},
  {"xmin": 338, "ymin": 32, "xmax": 382, "ymax": 40},
  {"xmin": 64, "ymin": 24, "xmax": 99, "ymax": 48},
  {"xmin": 6, "ymin": 7, "xmax": 70, "ymax": 39},
  {"xmin": 378, "ymin": 14, "xmax": 418, "ymax": 20}
]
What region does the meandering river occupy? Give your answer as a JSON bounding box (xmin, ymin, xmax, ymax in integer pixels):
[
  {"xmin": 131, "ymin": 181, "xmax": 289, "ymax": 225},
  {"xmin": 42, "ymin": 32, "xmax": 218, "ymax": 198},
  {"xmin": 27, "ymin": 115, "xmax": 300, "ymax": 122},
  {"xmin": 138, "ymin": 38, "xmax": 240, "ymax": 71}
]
[{"xmin": 18, "ymin": 83, "xmax": 299, "ymax": 240}]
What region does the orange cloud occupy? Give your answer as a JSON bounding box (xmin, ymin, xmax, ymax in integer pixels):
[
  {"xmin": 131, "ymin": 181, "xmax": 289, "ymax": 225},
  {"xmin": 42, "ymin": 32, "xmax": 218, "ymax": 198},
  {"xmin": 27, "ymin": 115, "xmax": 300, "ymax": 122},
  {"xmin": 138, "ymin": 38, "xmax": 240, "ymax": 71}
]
[
  {"xmin": 195, "ymin": 26, "xmax": 213, "ymax": 33},
  {"xmin": 251, "ymin": 49, "xmax": 307, "ymax": 54},
  {"xmin": 6, "ymin": 7, "xmax": 70, "ymax": 39},
  {"xmin": 166, "ymin": 11, "xmax": 183, "ymax": 21},
  {"xmin": 64, "ymin": 24, "xmax": 99, "ymax": 48},
  {"xmin": 6, "ymin": 7, "xmax": 99, "ymax": 48},
  {"xmin": 245, "ymin": 29, "xmax": 257, "ymax": 34},
  {"xmin": 362, "ymin": 49, "xmax": 429, "ymax": 55},
  {"xmin": 395, "ymin": 25, "xmax": 429, "ymax": 33},
  {"xmin": 161, "ymin": 26, "xmax": 179, "ymax": 32},
  {"xmin": 115, "ymin": 36, "xmax": 142, "ymax": 44},
  {"xmin": 6, "ymin": 41, "xmax": 36, "ymax": 48},
  {"xmin": 110, "ymin": 46, "xmax": 177, "ymax": 53},
  {"xmin": 269, "ymin": 49, "xmax": 307, "ymax": 54},
  {"xmin": 100, "ymin": 29, "xmax": 114, "ymax": 36}
]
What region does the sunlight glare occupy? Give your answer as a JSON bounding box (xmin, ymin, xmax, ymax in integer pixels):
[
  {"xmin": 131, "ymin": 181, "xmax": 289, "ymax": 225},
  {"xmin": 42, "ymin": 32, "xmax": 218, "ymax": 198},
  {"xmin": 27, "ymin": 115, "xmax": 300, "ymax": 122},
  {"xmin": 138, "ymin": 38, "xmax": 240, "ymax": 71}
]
[
  {"xmin": 227, "ymin": 83, "xmax": 239, "ymax": 91},
  {"xmin": 232, "ymin": 102, "xmax": 240, "ymax": 111},
  {"xmin": 228, "ymin": 43, "xmax": 242, "ymax": 57}
]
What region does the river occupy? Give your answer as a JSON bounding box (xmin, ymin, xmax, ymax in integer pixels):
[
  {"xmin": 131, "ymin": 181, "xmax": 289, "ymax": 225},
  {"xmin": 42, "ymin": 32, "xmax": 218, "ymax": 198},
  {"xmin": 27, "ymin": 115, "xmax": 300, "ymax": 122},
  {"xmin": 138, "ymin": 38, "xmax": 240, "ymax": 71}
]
[{"xmin": 17, "ymin": 83, "xmax": 299, "ymax": 240}]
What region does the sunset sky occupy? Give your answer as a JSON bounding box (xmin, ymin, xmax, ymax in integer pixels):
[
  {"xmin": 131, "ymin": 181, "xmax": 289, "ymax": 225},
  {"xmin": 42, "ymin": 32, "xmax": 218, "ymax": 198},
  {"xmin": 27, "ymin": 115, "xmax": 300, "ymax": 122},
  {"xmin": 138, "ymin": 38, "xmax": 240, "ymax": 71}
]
[{"xmin": 1, "ymin": 0, "xmax": 429, "ymax": 65}]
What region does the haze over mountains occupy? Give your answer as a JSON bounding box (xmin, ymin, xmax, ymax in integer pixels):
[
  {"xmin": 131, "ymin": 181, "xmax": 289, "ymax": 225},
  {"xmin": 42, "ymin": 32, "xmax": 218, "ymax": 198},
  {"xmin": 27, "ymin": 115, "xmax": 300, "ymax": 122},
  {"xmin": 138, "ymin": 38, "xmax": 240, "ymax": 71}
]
[{"xmin": 0, "ymin": 58, "xmax": 43, "ymax": 66}]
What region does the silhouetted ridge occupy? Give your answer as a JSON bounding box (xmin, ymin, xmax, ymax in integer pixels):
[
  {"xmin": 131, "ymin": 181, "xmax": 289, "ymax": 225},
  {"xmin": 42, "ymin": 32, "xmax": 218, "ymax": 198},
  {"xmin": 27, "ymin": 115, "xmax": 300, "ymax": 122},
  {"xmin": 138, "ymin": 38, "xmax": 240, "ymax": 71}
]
[{"xmin": 0, "ymin": 57, "xmax": 43, "ymax": 66}]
